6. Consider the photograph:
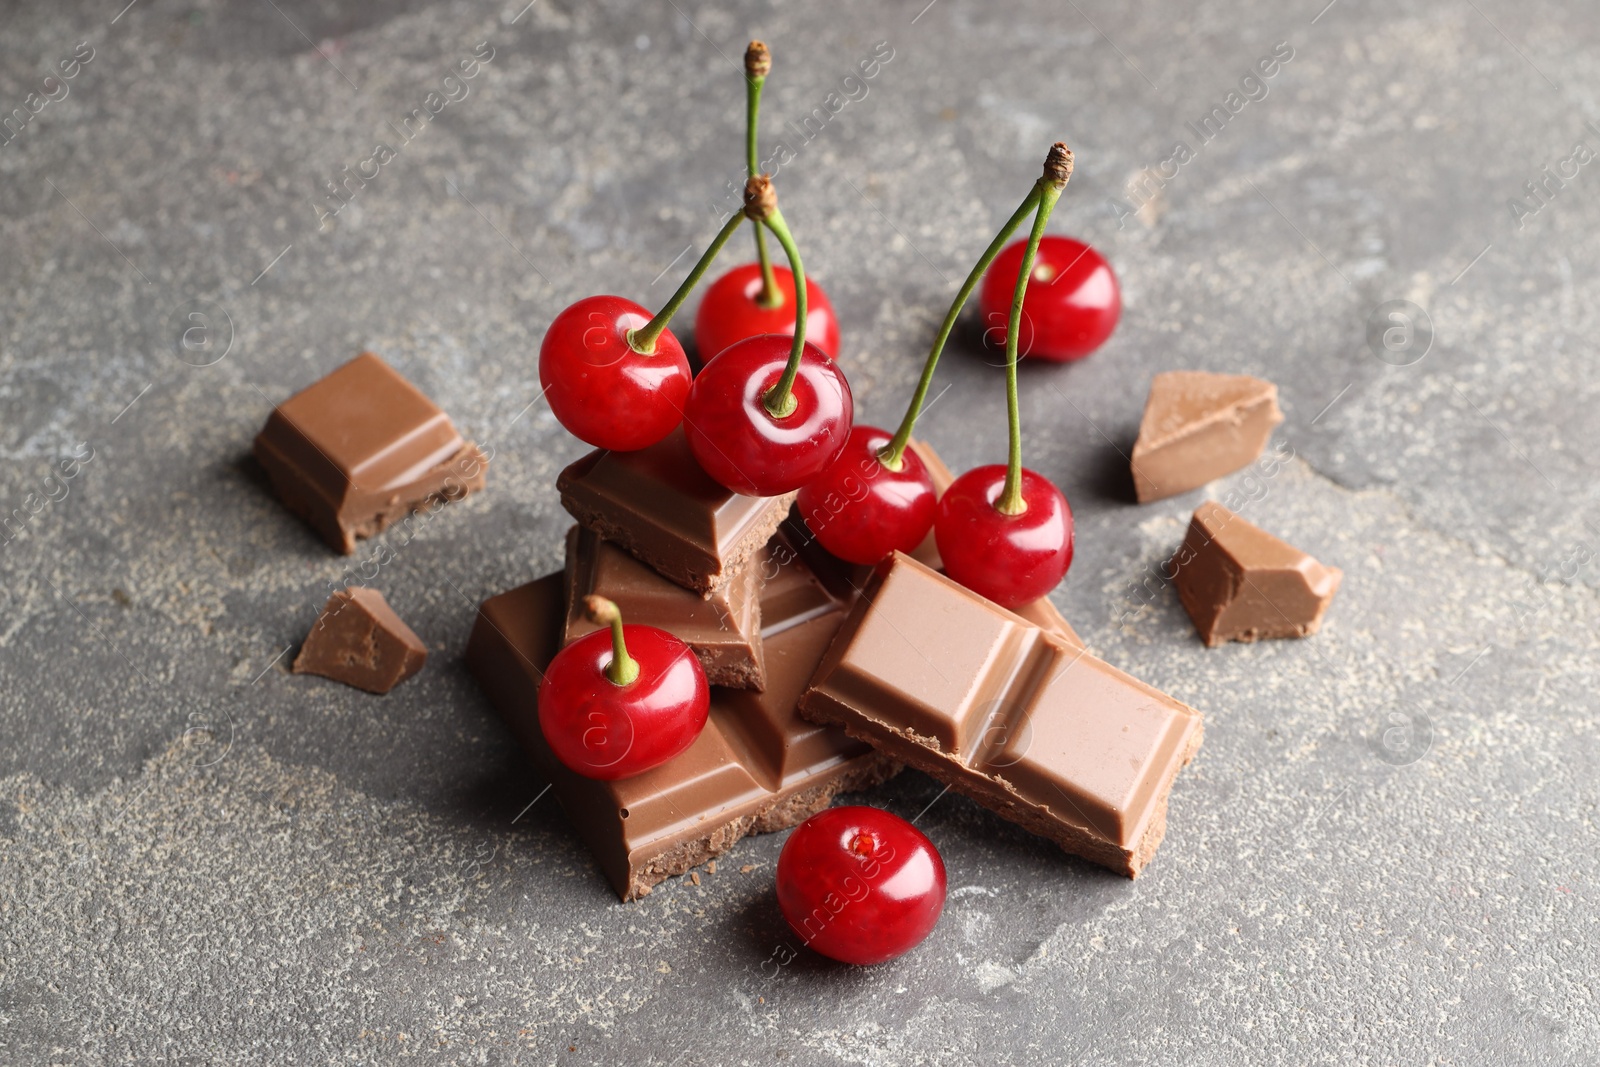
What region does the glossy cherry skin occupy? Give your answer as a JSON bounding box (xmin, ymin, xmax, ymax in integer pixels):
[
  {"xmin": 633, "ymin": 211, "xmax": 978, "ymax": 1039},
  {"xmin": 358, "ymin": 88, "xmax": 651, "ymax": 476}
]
[
  {"xmin": 695, "ymin": 263, "xmax": 840, "ymax": 363},
  {"xmin": 682, "ymin": 335, "xmax": 853, "ymax": 497},
  {"xmin": 933, "ymin": 465, "xmax": 1074, "ymax": 609},
  {"xmin": 537, "ymin": 625, "xmax": 708, "ymax": 781},
  {"xmin": 538, "ymin": 294, "xmax": 690, "ymax": 451},
  {"xmin": 978, "ymin": 236, "xmax": 1121, "ymax": 362},
  {"xmin": 795, "ymin": 425, "xmax": 936, "ymax": 565},
  {"xmin": 776, "ymin": 806, "xmax": 946, "ymax": 966}
]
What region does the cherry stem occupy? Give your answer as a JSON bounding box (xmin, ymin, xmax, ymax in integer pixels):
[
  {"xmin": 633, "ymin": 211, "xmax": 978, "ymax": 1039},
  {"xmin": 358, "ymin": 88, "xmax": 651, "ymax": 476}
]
[
  {"xmin": 745, "ymin": 61, "xmax": 782, "ymax": 309},
  {"xmin": 878, "ymin": 187, "xmax": 1044, "ymax": 471},
  {"xmin": 758, "ymin": 207, "xmax": 808, "ymax": 420},
  {"xmin": 584, "ymin": 595, "xmax": 639, "ymax": 686},
  {"xmin": 996, "ymin": 181, "xmax": 1063, "ymax": 515},
  {"xmin": 629, "ymin": 209, "xmax": 747, "ymax": 355}
]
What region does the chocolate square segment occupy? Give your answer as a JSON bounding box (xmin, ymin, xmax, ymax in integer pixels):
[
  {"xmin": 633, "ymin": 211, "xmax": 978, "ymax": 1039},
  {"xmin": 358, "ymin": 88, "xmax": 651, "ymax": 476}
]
[
  {"xmin": 988, "ymin": 654, "xmax": 1197, "ymax": 846},
  {"xmin": 563, "ymin": 525, "xmax": 766, "ymax": 690},
  {"xmin": 820, "ymin": 565, "xmax": 1031, "ymax": 758},
  {"xmin": 255, "ymin": 352, "xmax": 487, "ymax": 553},
  {"xmin": 802, "ymin": 553, "xmax": 1202, "ymax": 877},
  {"xmin": 466, "ymin": 548, "xmax": 898, "ymax": 902},
  {"xmin": 556, "ymin": 427, "xmax": 795, "ymax": 598}
]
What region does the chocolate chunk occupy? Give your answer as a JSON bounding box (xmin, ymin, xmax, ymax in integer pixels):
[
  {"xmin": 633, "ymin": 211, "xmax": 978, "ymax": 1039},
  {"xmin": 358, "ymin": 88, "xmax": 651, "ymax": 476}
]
[
  {"xmin": 465, "ymin": 552, "xmax": 898, "ymax": 902},
  {"xmin": 1171, "ymin": 502, "xmax": 1342, "ymax": 646},
  {"xmin": 563, "ymin": 525, "xmax": 766, "ymax": 690},
  {"xmin": 556, "ymin": 427, "xmax": 795, "ymax": 598},
  {"xmin": 255, "ymin": 352, "xmax": 487, "ymax": 553},
  {"xmin": 784, "ymin": 437, "xmax": 1086, "ymax": 650},
  {"xmin": 293, "ymin": 587, "xmax": 427, "ymax": 694},
  {"xmin": 801, "ymin": 553, "xmax": 1202, "ymax": 877},
  {"xmin": 1130, "ymin": 371, "xmax": 1283, "ymax": 503}
]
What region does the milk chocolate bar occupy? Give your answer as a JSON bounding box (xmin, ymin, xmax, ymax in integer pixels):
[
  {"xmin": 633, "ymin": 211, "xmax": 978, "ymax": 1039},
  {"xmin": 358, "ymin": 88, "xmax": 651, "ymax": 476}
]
[
  {"xmin": 1130, "ymin": 370, "xmax": 1282, "ymax": 503},
  {"xmin": 556, "ymin": 427, "xmax": 795, "ymax": 598},
  {"xmin": 801, "ymin": 553, "xmax": 1202, "ymax": 877},
  {"xmin": 255, "ymin": 352, "xmax": 487, "ymax": 553},
  {"xmin": 564, "ymin": 525, "xmax": 766, "ymax": 689},
  {"xmin": 1172, "ymin": 502, "xmax": 1342, "ymax": 646},
  {"xmin": 465, "ymin": 544, "xmax": 898, "ymax": 901}
]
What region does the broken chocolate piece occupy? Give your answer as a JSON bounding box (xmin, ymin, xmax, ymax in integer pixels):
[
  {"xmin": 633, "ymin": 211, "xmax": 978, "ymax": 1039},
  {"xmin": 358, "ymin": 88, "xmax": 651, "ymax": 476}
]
[
  {"xmin": 255, "ymin": 352, "xmax": 487, "ymax": 553},
  {"xmin": 1171, "ymin": 501, "xmax": 1342, "ymax": 646},
  {"xmin": 556, "ymin": 426, "xmax": 795, "ymax": 598},
  {"xmin": 466, "ymin": 554, "xmax": 898, "ymax": 902},
  {"xmin": 1130, "ymin": 370, "xmax": 1283, "ymax": 503},
  {"xmin": 293, "ymin": 586, "xmax": 427, "ymax": 694},
  {"xmin": 564, "ymin": 525, "xmax": 766, "ymax": 690},
  {"xmin": 801, "ymin": 553, "xmax": 1202, "ymax": 877}
]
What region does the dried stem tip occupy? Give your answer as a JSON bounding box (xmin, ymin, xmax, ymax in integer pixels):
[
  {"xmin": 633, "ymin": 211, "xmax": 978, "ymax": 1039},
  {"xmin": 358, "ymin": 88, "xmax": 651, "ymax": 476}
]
[
  {"xmin": 745, "ymin": 40, "xmax": 771, "ymax": 79},
  {"xmin": 744, "ymin": 174, "xmax": 777, "ymax": 221},
  {"xmin": 583, "ymin": 595, "xmax": 621, "ymax": 627},
  {"xmin": 1042, "ymin": 141, "xmax": 1074, "ymax": 189}
]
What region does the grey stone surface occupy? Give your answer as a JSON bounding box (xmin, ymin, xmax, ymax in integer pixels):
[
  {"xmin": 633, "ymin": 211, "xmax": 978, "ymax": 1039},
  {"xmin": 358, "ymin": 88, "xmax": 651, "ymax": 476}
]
[{"xmin": 2, "ymin": 0, "xmax": 1597, "ymax": 1062}]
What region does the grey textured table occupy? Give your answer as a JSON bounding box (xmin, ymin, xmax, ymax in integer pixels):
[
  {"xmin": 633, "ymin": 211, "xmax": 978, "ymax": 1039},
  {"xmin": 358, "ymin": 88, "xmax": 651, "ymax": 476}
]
[{"xmin": 3, "ymin": 1, "xmax": 1597, "ymax": 1063}]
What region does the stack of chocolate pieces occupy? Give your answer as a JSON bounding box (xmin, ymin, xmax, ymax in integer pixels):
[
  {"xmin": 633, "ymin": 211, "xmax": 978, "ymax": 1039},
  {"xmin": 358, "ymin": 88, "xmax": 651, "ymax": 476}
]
[
  {"xmin": 468, "ymin": 432, "xmax": 1202, "ymax": 898},
  {"xmin": 467, "ymin": 428, "xmax": 899, "ymax": 900}
]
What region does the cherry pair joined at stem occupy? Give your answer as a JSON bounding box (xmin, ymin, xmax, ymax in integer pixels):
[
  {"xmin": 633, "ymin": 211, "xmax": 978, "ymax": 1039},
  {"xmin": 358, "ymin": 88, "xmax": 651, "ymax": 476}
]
[
  {"xmin": 799, "ymin": 143, "xmax": 1078, "ymax": 605},
  {"xmin": 775, "ymin": 806, "xmax": 946, "ymax": 966},
  {"xmin": 538, "ymin": 596, "xmax": 708, "ymax": 782},
  {"xmin": 539, "ymin": 39, "xmax": 849, "ymax": 491}
]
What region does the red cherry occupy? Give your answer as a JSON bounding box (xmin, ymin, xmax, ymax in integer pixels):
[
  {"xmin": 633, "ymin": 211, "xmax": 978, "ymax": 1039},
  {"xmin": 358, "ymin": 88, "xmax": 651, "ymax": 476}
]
[
  {"xmin": 682, "ymin": 335, "xmax": 853, "ymax": 497},
  {"xmin": 979, "ymin": 236, "xmax": 1120, "ymax": 362},
  {"xmin": 776, "ymin": 806, "xmax": 946, "ymax": 966},
  {"xmin": 933, "ymin": 465, "xmax": 1074, "ymax": 609},
  {"xmin": 538, "ymin": 620, "xmax": 708, "ymax": 781},
  {"xmin": 795, "ymin": 425, "xmax": 936, "ymax": 565},
  {"xmin": 538, "ymin": 294, "xmax": 690, "ymax": 451},
  {"xmin": 694, "ymin": 263, "xmax": 840, "ymax": 363}
]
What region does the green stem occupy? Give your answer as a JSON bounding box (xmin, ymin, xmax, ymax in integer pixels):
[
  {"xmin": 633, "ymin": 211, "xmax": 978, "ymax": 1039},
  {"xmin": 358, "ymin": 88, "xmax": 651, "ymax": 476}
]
[
  {"xmin": 629, "ymin": 209, "xmax": 747, "ymax": 354},
  {"xmin": 759, "ymin": 208, "xmax": 808, "ymax": 419},
  {"xmin": 746, "ymin": 73, "xmax": 782, "ymax": 309},
  {"xmin": 586, "ymin": 598, "xmax": 639, "ymax": 686},
  {"xmin": 878, "ymin": 186, "xmax": 1044, "ymax": 470},
  {"xmin": 997, "ymin": 181, "xmax": 1063, "ymax": 515}
]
